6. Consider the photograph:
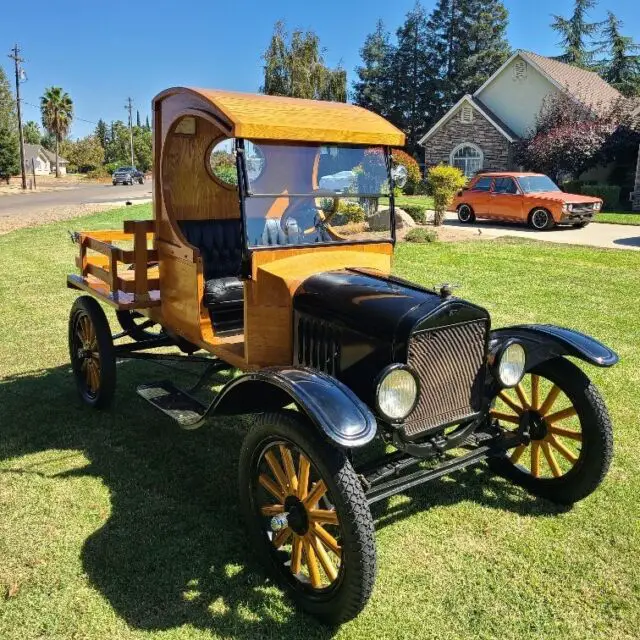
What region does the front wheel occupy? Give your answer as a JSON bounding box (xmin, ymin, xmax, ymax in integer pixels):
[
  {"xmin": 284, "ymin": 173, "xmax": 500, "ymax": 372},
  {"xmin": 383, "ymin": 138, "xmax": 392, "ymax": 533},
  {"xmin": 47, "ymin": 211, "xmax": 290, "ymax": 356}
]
[
  {"xmin": 457, "ymin": 204, "xmax": 476, "ymax": 223},
  {"xmin": 488, "ymin": 358, "xmax": 613, "ymax": 504},
  {"xmin": 528, "ymin": 208, "xmax": 555, "ymax": 230},
  {"xmin": 239, "ymin": 411, "xmax": 376, "ymax": 624},
  {"xmin": 68, "ymin": 296, "xmax": 116, "ymax": 408}
]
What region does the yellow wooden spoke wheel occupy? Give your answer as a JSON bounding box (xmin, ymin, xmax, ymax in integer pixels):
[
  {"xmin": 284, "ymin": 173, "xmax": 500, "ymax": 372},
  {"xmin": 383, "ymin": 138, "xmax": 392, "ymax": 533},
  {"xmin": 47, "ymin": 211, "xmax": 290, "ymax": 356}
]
[
  {"xmin": 68, "ymin": 296, "xmax": 117, "ymax": 409},
  {"xmin": 239, "ymin": 411, "xmax": 376, "ymax": 624},
  {"xmin": 488, "ymin": 358, "xmax": 613, "ymax": 504}
]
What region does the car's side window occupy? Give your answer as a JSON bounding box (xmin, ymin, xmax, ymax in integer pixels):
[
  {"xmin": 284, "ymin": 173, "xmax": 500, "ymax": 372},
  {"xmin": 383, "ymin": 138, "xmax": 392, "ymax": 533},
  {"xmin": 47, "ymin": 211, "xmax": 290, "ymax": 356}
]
[
  {"xmin": 471, "ymin": 176, "xmax": 493, "ymax": 192},
  {"xmin": 494, "ymin": 177, "xmax": 518, "ymax": 194}
]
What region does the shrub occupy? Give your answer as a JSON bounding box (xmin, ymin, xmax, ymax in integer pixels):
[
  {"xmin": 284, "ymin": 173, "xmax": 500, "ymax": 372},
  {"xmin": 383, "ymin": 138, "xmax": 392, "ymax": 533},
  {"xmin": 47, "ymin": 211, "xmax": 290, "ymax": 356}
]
[
  {"xmin": 391, "ymin": 149, "xmax": 422, "ymax": 194},
  {"xmin": 405, "ymin": 227, "xmax": 437, "ymax": 243},
  {"xmin": 322, "ymin": 199, "xmax": 367, "ymax": 225},
  {"xmin": 86, "ymin": 166, "xmax": 110, "ymax": 180},
  {"xmin": 580, "ymin": 184, "xmax": 621, "ymax": 210},
  {"xmin": 426, "ymin": 165, "xmax": 467, "ymax": 226},
  {"xmin": 561, "ymin": 180, "xmax": 584, "ymax": 194},
  {"xmin": 402, "ymin": 205, "xmax": 428, "ymax": 224}
]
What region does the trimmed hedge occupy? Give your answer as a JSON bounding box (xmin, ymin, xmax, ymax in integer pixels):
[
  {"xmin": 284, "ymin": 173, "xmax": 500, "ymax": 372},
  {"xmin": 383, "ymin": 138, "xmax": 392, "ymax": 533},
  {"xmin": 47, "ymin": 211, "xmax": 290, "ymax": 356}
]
[
  {"xmin": 402, "ymin": 205, "xmax": 428, "ymax": 224},
  {"xmin": 580, "ymin": 185, "xmax": 621, "ymax": 211}
]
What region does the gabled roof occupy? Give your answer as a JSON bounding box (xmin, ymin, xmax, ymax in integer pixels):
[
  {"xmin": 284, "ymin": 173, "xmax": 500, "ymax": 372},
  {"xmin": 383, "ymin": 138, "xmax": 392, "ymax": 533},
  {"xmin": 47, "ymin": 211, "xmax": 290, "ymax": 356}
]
[
  {"xmin": 23, "ymin": 144, "xmax": 50, "ymax": 165},
  {"xmin": 41, "ymin": 147, "xmax": 68, "ymax": 164},
  {"xmin": 474, "ymin": 50, "xmax": 623, "ymax": 114},
  {"xmin": 418, "ymin": 94, "xmax": 516, "ymax": 146},
  {"xmin": 154, "ymin": 87, "xmax": 406, "ymax": 146}
]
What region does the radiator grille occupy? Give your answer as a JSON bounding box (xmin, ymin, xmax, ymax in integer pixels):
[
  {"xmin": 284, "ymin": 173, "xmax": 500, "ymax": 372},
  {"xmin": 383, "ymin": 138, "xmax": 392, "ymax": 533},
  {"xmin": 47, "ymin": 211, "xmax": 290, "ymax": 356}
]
[
  {"xmin": 404, "ymin": 320, "xmax": 487, "ymax": 436},
  {"xmin": 295, "ymin": 315, "xmax": 341, "ymax": 375}
]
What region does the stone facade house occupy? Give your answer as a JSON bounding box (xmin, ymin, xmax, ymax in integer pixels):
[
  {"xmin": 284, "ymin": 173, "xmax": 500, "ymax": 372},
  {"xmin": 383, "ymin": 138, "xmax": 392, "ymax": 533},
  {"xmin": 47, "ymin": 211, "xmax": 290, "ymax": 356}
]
[{"xmin": 419, "ymin": 50, "xmax": 625, "ymax": 178}]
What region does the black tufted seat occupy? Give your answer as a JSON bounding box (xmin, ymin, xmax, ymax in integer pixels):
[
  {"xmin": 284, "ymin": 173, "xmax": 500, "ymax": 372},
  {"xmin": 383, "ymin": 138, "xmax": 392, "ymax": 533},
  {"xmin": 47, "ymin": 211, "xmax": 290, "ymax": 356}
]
[{"xmin": 178, "ymin": 219, "xmax": 244, "ymax": 332}]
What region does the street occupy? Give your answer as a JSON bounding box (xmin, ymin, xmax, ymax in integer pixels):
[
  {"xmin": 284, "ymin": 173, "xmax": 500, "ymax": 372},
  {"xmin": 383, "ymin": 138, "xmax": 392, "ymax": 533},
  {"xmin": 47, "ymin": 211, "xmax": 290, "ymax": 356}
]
[{"xmin": 0, "ymin": 181, "xmax": 152, "ymax": 218}]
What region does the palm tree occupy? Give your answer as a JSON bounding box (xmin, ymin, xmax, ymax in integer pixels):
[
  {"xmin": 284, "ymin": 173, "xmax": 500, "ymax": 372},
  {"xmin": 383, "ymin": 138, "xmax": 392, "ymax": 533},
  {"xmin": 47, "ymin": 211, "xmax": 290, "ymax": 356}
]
[{"xmin": 40, "ymin": 86, "xmax": 73, "ymax": 177}]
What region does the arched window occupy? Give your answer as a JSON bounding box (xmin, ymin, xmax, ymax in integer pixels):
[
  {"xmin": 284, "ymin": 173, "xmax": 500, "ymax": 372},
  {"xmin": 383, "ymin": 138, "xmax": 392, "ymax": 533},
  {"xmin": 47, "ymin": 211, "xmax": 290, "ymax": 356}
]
[{"xmin": 450, "ymin": 143, "xmax": 483, "ymax": 177}]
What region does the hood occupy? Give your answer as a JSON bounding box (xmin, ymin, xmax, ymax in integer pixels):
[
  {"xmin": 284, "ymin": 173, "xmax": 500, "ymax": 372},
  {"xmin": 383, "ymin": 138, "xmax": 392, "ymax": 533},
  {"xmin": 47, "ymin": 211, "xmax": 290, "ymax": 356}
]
[
  {"xmin": 293, "ymin": 269, "xmax": 489, "ymax": 354},
  {"xmin": 530, "ymin": 191, "xmax": 602, "ymax": 204}
]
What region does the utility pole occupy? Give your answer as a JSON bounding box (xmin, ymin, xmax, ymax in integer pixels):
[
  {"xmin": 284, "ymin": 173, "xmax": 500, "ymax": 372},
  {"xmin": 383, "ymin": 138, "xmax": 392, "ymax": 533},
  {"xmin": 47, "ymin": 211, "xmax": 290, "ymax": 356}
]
[
  {"xmin": 125, "ymin": 97, "xmax": 135, "ymax": 166},
  {"xmin": 8, "ymin": 44, "xmax": 27, "ymax": 190}
]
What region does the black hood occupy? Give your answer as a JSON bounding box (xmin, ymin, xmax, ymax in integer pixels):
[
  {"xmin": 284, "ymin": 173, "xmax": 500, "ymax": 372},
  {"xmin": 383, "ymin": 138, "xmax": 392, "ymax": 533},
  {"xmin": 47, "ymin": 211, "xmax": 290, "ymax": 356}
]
[{"xmin": 294, "ymin": 268, "xmax": 489, "ymax": 358}]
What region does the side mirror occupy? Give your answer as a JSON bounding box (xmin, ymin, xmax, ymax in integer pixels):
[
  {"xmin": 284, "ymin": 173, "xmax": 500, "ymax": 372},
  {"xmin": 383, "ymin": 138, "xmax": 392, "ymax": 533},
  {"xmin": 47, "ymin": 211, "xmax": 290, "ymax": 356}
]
[{"xmin": 391, "ymin": 164, "xmax": 408, "ymax": 189}]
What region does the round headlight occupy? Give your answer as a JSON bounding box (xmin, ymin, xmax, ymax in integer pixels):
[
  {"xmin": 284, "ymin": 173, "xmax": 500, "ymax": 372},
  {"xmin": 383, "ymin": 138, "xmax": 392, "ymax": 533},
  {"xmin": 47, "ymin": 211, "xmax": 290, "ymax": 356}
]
[
  {"xmin": 497, "ymin": 342, "xmax": 526, "ymax": 387},
  {"xmin": 376, "ymin": 366, "xmax": 418, "ymax": 421}
]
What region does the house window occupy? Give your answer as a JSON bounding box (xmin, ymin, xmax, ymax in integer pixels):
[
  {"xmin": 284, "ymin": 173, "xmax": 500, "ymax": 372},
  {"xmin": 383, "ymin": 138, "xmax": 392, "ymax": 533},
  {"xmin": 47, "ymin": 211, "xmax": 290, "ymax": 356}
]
[
  {"xmin": 450, "ymin": 143, "xmax": 483, "ymax": 178},
  {"xmin": 460, "ymin": 104, "xmax": 473, "ymax": 124},
  {"xmin": 513, "ymin": 59, "xmax": 527, "ymax": 81}
]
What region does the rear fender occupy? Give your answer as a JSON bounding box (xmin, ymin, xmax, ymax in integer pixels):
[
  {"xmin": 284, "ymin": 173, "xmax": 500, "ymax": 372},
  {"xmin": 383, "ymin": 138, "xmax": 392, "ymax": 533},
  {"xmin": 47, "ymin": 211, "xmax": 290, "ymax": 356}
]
[
  {"xmin": 206, "ymin": 367, "xmax": 377, "ymax": 448},
  {"xmin": 490, "ymin": 324, "xmax": 618, "ymax": 370}
]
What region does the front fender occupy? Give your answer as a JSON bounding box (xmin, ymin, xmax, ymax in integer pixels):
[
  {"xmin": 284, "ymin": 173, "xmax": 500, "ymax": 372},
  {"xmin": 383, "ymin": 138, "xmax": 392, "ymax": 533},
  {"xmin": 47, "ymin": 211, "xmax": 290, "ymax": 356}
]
[
  {"xmin": 207, "ymin": 367, "xmax": 377, "ymax": 448},
  {"xmin": 490, "ymin": 324, "xmax": 618, "ymax": 369}
]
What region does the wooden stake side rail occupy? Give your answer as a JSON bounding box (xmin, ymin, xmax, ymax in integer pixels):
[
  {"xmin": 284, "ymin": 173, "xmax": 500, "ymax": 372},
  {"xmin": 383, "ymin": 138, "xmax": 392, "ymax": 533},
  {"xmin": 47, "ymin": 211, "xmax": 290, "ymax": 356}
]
[{"xmin": 70, "ymin": 219, "xmax": 161, "ymax": 309}]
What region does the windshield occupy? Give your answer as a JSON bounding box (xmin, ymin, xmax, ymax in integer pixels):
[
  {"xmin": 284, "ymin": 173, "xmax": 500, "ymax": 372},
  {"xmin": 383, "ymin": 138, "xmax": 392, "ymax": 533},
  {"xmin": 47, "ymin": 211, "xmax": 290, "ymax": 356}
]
[
  {"xmin": 242, "ymin": 142, "xmax": 393, "ymax": 248},
  {"xmin": 518, "ymin": 175, "xmax": 561, "ymax": 193}
]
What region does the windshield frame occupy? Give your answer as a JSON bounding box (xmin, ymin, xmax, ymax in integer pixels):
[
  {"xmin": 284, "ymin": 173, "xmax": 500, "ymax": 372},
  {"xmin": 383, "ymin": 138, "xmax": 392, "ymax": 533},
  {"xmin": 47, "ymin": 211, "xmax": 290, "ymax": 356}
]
[{"xmin": 235, "ymin": 139, "xmax": 397, "ymax": 268}]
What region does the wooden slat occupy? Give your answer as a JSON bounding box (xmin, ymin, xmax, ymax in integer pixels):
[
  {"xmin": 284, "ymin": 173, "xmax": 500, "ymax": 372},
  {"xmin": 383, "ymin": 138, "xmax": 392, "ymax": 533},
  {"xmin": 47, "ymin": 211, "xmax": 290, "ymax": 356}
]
[
  {"xmin": 123, "ymin": 219, "xmax": 155, "ymax": 233},
  {"xmin": 67, "ymin": 274, "xmax": 161, "ymax": 310},
  {"xmin": 134, "ymin": 223, "xmax": 148, "ymax": 297}
]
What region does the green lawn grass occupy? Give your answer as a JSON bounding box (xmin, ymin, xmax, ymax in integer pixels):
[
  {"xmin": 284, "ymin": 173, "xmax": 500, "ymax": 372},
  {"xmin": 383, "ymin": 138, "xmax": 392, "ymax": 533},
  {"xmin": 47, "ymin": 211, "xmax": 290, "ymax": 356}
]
[
  {"xmin": 593, "ymin": 211, "xmax": 640, "ymax": 225},
  {"xmin": 1, "ymin": 205, "xmax": 639, "ymax": 639}
]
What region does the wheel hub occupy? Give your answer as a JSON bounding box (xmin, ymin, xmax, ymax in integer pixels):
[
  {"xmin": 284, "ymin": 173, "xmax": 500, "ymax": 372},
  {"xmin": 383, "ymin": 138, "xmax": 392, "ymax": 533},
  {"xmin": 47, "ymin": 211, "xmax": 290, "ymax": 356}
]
[
  {"xmin": 519, "ymin": 409, "xmax": 548, "ymax": 441},
  {"xmin": 284, "ymin": 495, "xmax": 309, "ymax": 535}
]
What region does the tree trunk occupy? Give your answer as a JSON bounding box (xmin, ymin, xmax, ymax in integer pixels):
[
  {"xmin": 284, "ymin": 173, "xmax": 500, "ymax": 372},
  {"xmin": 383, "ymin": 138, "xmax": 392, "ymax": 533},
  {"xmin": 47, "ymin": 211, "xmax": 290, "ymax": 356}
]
[{"xmin": 55, "ymin": 136, "xmax": 60, "ymax": 178}]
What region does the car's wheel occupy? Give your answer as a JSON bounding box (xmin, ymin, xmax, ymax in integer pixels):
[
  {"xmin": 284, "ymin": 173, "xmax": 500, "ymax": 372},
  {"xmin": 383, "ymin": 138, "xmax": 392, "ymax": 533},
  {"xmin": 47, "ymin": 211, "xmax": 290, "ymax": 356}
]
[
  {"xmin": 68, "ymin": 296, "xmax": 116, "ymax": 409},
  {"xmin": 239, "ymin": 410, "xmax": 376, "ymax": 624},
  {"xmin": 573, "ymin": 221, "xmax": 589, "ymax": 229},
  {"xmin": 457, "ymin": 204, "xmax": 476, "ymax": 223},
  {"xmin": 112, "ymin": 181, "xmax": 117, "ymax": 186},
  {"xmin": 115, "ymin": 309, "xmax": 165, "ymax": 342},
  {"xmin": 488, "ymin": 358, "xmax": 613, "ymax": 505},
  {"xmin": 528, "ymin": 208, "xmax": 555, "ymax": 230},
  {"xmin": 138, "ymin": 177, "xmax": 145, "ymax": 184}
]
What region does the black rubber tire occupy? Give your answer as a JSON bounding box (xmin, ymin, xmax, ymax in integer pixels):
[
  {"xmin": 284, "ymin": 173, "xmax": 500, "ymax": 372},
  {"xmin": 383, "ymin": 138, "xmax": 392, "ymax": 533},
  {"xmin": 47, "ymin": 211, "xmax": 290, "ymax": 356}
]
[
  {"xmin": 487, "ymin": 358, "xmax": 613, "ymax": 505},
  {"xmin": 457, "ymin": 203, "xmax": 476, "ymax": 223},
  {"xmin": 115, "ymin": 309, "xmax": 164, "ymax": 342},
  {"xmin": 573, "ymin": 221, "xmax": 589, "ymax": 229},
  {"xmin": 528, "ymin": 208, "xmax": 555, "ymax": 230},
  {"xmin": 68, "ymin": 296, "xmax": 116, "ymax": 409},
  {"xmin": 239, "ymin": 410, "xmax": 376, "ymax": 625},
  {"xmin": 139, "ymin": 177, "xmax": 145, "ymax": 184}
]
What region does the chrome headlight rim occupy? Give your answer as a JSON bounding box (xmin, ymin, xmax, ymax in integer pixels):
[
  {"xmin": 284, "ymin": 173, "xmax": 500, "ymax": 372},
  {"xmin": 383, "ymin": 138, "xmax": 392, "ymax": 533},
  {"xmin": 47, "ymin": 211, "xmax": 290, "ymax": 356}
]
[
  {"xmin": 492, "ymin": 340, "xmax": 526, "ymax": 388},
  {"xmin": 374, "ymin": 364, "xmax": 420, "ymax": 422}
]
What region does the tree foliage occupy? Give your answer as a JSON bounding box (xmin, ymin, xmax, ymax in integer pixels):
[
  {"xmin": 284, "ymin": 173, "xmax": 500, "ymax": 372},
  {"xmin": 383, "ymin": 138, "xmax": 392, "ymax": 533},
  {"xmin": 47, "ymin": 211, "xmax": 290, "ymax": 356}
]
[
  {"xmin": 94, "ymin": 119, "xmax": 108, "ymax": 148},
  {"xmin": 23, "ymin": 120, "xmax": 41, "ymax": 144},
  {"xmin": 391, "ymin": 149, "xmax": 422, "ymax": 194},
  {"xmin": 551, "ymin": 0, "xmax": 600, "ymax": 68},
  {"xmin": 62, "ymin": 135, "xmax": 105, "ymax": 173},
  {"xmin": 596, "ymin": 12, "xmax": 640, "ymax": 97},
  {"xmin": 262, "ymin": 21, "xmax": 346, "ymax": 102},
  {"xmin": 40, "ymin": 86, "xmax": 73, "ymax": 177},
  {"xmin": 427, "ymin": 164, "xmax": 466, "ymax": 225},
  {"xmin": 0, "ymin": 65, "xmax": 18, "ymax": 181}
]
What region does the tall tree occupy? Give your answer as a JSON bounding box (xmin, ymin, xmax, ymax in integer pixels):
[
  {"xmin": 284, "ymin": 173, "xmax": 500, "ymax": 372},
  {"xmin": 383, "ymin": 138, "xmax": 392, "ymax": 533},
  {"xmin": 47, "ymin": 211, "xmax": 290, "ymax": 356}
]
[
  {"xmin": 427, "ymin": 0, "xmax": 510, "ymax": 113},
  {"xmin": 390, "ymin": 3, "xmax": 438, "ymax": 157},
  {"xmin": 596, "ymin": 12, "xmax": 640, "ymax": 97},
  {"xmin": 261, "ymin": 21, "xmax": 347, "ymax": 102},
  {"xmin": 352, "ymin": 20, "xmax": 394, "ymax": 117},
  {"xmin": 145, "ymin": 115, "xmax": 150, "ymax": 130},
  {"xmin": 136, "ymin": 109, "xmax": 141, "ymax": 128},
  {"xmin": 40, "ymin": 86, "xmax": 73, "ymax": 177},
  {"xmin": 0, "ymin": 65, "xmax": 18, "ymax": 181},
  {"xmin": 23, "ymin": 120, "xmax": 41, "ymax": 144},
  {"xmin": 94, "ymin": 118, "xmax": 108, "ymax": 148},
  {"xmin": 552, "ymin": 0, "xmax": 600, "ymax": 68}
]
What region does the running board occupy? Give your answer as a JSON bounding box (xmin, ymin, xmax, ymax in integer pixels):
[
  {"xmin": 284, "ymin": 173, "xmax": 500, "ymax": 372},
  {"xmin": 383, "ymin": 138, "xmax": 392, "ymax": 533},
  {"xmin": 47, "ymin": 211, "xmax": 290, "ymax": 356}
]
[
  {"xmin": 137, "ymin": 381, "xmax": 207, "ymax": 430},
  {"xmin": 365, "ymin": 446, "xmax": 491, "ymax": 505}
]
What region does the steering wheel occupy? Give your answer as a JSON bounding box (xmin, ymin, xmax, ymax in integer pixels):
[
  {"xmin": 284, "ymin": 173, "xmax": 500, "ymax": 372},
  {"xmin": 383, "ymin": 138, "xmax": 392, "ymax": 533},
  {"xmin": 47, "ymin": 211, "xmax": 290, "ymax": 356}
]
[{"xmin": 280, "ymin": 190, "xmax": 340, "ymax": 240}]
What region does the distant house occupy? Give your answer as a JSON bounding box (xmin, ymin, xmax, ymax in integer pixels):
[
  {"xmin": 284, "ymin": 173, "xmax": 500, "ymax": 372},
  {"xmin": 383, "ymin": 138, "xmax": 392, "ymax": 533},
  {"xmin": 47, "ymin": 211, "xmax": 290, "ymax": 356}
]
[
  {"xmin": 418, "ymin": 50, "xmax": 624, "ymax": 177},
  {"xmin": 23, "ymin": 144, "xmax": 69, "ymax": 176}
]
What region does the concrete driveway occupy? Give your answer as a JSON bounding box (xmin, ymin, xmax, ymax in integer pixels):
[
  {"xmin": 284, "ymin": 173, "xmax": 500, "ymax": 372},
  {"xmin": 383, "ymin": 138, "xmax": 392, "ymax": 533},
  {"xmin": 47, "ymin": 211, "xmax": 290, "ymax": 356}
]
[
  {"xmin": 443, "ymin": 213, "xmax": 640, "ymax": 251},
  {"xmin": 0, "ymin": 182, "xmax": 152, "ymax": 218}
]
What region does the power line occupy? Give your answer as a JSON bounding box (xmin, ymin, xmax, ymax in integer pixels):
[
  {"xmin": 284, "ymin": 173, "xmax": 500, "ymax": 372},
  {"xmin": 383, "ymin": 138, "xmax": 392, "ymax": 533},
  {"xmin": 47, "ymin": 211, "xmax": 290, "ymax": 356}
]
[{"xmin": 22, "ymin": 101, "xmax": 99, "ymax": 125}]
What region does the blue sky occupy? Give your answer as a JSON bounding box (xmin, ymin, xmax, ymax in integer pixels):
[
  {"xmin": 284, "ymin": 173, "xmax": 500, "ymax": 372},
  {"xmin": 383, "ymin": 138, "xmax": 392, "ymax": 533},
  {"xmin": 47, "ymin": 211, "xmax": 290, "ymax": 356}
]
[{"xmin": 1, "ymin": 0, "xmax": 638, "ymax": 138}]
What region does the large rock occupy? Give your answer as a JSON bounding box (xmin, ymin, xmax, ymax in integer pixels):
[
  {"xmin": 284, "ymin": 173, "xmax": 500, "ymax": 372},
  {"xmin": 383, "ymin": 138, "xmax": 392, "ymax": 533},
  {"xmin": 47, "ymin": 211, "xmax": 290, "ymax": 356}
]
[{"xmin": 369, "ymin": 207, "xmax": 417, "ymax": 231}]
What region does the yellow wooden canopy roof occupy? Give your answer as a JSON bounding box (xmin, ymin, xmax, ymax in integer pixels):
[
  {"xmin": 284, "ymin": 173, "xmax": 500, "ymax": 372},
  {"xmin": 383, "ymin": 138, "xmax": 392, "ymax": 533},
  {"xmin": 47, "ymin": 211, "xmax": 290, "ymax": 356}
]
[{"xmin": 166, "ymin": 88, "xmax": 406, "ymax": 146}]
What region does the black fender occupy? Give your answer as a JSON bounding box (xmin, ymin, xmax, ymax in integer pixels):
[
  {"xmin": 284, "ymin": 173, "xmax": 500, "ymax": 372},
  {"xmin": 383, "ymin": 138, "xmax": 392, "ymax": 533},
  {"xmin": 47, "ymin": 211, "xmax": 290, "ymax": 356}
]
[
  {"xmin": 206, "ymin": 366, "xmax": 377, "ymax": 448},
  {"xmin": 490, "ymin": 324, "xmax": 618, "ymax": 370}
]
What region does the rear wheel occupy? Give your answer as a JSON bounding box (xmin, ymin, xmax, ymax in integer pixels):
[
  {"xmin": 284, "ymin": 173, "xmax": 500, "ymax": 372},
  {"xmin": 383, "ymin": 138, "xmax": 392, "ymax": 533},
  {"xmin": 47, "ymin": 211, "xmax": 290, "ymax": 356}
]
[
  {"xmin": 68, "ymin": 296, "xmax": 116, "ymax": 409},
  {"xmin": 528, "ymin": 208, "xmax": 555, "ymax": 230},
  {"xmin": 239, "ymin": 411, "xmax": 376, "ymax": 624},
  {"xmin": 457, "ymin": 204, "xmax": 476, "ymax": 223},
  {"xmin": 488, "ymin": 358, "xmax": 613, "ymax": 504}
]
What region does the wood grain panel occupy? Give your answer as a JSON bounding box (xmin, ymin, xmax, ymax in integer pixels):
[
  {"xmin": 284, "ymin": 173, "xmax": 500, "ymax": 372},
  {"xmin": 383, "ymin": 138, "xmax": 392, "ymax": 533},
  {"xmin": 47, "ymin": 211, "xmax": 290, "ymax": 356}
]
[{"xmin": 162, "ymin": 116, "xmax": 240, "ymax": 221}]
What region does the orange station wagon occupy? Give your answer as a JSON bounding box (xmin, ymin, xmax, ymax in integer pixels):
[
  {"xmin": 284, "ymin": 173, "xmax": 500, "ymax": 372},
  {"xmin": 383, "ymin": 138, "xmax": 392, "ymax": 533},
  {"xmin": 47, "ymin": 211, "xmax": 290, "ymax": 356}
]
[{"xmin": 453, "ymin": 172, "xmax": 603, "ymax": 230}]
